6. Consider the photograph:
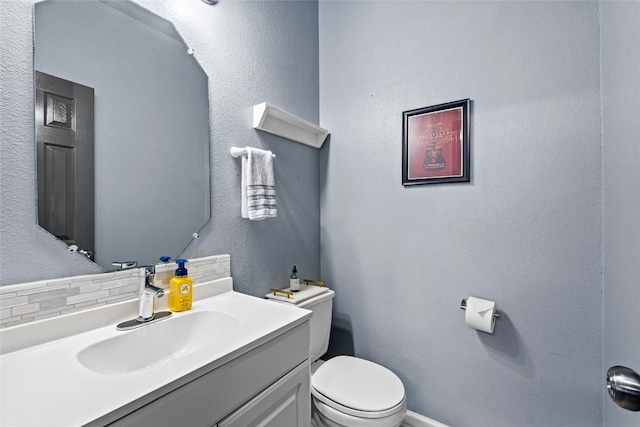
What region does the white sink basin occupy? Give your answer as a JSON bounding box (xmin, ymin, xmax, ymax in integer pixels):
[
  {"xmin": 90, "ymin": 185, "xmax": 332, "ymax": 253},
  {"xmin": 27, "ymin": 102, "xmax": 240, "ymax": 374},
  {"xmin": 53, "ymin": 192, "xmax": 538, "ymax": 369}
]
[{"xmin": 77, "ymin": 310, "xmax": 242, "ymax": 375}]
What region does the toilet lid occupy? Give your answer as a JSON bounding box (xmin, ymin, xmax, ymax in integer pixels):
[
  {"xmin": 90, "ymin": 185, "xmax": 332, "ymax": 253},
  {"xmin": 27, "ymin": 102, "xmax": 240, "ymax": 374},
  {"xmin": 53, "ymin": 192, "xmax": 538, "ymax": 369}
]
[{"xmin": 311, "ymin": 356, "xmax": 405, "ymax": 413}]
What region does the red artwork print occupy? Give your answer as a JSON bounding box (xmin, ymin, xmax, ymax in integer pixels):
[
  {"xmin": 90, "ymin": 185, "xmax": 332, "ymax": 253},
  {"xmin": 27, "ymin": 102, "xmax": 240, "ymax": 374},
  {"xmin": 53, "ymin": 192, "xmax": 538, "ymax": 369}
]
[{"xmin": 407, "ymin": 106, "xmax": 463, "ymax": 180}]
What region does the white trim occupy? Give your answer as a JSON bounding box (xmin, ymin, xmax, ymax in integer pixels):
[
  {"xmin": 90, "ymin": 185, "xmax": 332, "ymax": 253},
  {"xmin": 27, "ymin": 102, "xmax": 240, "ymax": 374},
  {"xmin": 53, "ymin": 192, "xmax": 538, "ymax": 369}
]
[{"xmin": 402, "ymin": 410, "xmax": 449, "ymax": 427}]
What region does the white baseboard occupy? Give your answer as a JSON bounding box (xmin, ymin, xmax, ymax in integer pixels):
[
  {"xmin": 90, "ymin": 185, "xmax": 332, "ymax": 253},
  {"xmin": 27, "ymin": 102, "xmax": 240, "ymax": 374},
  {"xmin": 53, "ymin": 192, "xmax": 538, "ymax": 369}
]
[{"xmin": 402, "ymin": 410, "xmax": 449, "ymax": 427}]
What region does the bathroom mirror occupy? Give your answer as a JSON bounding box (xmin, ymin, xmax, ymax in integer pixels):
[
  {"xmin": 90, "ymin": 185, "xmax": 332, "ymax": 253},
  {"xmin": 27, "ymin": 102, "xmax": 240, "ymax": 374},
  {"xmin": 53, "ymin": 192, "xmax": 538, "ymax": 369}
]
[{"xmin": 34, "ymin": 0, "xmax": 211, "ymax": 270}]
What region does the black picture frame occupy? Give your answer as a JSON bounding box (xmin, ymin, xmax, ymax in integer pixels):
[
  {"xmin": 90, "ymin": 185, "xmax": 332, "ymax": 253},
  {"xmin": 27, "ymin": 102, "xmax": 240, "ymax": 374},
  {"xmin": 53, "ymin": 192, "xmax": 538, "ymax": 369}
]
[{"xmin": 402, "ymin": 99, "xmax": 470, "ymax": 186}]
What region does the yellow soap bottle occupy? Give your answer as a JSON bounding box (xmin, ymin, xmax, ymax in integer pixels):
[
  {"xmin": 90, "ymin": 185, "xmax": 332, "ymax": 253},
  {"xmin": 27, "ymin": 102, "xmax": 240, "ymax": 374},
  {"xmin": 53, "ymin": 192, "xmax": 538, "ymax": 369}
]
[{"xmin": 169, "ymin": 259, "xmax": 192, "ymax": 312}]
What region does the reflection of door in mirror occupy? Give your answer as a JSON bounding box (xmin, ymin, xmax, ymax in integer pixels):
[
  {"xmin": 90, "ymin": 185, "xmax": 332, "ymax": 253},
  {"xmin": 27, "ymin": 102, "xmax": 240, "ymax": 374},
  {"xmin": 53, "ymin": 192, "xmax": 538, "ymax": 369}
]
[{"xmin": 36, "ymin": 71, "xmax": 95, "ymax": 261}]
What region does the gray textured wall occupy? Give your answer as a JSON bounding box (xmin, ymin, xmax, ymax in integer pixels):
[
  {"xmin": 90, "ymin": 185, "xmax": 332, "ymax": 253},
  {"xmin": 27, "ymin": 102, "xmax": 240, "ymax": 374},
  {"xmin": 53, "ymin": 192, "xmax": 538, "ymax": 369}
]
[
  {"xmin": 319, "ymin": 2, "xmax": 603, "ymax": 426},
  {"xmin": 601, "ymin": 2, "xmax": 640, "ymax": 426},
  {"xmin": 3, "ymin": 1, "xmax": 639, "ymax": 426},
  {"xmin": 0, "ymin": 0, "xmax": 321, "ymax": 296}
]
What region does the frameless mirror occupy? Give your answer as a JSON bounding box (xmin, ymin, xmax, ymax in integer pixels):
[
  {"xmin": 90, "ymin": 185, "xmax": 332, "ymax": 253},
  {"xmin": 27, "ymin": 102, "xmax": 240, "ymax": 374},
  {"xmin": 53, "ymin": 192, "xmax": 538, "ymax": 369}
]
[{"xmin": 34, "ymin": 0, "xmax": 211, "ymax": 270}]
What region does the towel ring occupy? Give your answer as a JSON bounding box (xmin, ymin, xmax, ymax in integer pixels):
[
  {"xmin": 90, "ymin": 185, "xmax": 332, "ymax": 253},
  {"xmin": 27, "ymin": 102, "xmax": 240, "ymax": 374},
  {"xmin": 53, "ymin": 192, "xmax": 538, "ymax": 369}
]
[{"xmin": 230, "ymin": 146, "xmax": 276, "ymax": 159}]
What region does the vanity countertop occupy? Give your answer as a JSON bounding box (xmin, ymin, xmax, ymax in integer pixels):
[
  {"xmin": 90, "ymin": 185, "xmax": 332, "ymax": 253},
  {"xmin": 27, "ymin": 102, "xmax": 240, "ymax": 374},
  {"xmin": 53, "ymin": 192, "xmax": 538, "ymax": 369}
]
[{"xmin": 0, "ymin": 277, "xmax": 311, "ymax": 427}]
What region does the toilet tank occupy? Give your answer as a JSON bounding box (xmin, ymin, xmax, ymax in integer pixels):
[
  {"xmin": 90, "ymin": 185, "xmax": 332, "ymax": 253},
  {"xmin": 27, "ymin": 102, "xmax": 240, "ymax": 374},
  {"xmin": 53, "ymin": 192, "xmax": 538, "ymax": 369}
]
[
  {"xmin": 297, "ymin": 289, "xmax": 335, "ymax": 362},
  {"xmin": 266, "ymin": 288, "xmax": 335, "ymax": 362}
]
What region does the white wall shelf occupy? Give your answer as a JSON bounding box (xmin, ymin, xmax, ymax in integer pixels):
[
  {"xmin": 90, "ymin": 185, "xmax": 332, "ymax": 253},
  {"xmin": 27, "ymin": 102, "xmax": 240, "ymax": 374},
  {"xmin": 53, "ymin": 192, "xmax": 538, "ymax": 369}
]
[{"xmin": 253, "ymin": 102, "xmax": 329, "ymax": 148}]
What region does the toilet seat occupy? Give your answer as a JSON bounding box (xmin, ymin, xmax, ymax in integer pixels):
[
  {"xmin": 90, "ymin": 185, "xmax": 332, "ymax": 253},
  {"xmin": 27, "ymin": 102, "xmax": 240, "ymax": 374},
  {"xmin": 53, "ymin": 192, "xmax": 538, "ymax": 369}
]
[
  {"xmin": 313, "ymin": 397, "xmax": 407, "ymax": 427},
  {"xmin": 311, "ymin": 356, "xmax": 406, "ymax": 419}
]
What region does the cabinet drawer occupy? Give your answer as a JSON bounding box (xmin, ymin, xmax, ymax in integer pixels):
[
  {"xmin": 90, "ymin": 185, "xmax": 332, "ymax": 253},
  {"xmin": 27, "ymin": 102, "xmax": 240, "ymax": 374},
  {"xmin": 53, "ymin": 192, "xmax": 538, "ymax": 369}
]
[{"xmin": 108, "ymin": 322, "xmax": 309, "ymax": 427}]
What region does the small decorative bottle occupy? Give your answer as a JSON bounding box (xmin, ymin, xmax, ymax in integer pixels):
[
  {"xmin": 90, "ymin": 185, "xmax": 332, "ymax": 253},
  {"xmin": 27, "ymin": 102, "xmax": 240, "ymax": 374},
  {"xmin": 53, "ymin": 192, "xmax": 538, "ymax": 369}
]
[{"xmin": 290, "ymin": 266, "xmax": 300, "ymax": 292}]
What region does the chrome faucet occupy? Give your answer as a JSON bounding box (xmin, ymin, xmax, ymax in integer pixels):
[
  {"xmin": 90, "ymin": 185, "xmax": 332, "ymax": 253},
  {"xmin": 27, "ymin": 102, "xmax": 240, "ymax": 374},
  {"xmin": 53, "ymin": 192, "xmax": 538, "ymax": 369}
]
[
  {"xmin": 137, "ymin": 266, "xmax": 164, "ymax": 321},
  {"xmin": 116, "ymin": 265, "xmax": 172, "ymax": 331}
]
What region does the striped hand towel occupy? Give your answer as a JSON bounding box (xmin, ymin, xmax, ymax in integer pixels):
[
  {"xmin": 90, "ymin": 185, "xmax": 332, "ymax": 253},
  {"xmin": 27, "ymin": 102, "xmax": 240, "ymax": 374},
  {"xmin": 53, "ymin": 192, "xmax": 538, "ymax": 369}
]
[{"xmin": 241, "ymin": 147, "xmax": 277, "ymax": 220}]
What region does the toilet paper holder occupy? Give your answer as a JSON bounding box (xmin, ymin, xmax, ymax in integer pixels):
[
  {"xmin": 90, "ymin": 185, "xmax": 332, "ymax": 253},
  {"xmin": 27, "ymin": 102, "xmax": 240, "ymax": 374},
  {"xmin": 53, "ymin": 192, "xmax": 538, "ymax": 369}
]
[{"xmin": 460, "ymin": 298, "xmax": 500, "ymax": 318}]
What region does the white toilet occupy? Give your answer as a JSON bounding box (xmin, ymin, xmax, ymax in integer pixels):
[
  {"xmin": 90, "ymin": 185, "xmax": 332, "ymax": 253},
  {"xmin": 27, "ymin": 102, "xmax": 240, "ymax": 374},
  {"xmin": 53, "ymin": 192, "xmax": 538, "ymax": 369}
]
[{"xmin": 266, "ymin": 285, "xmax": 407, "ymax": 427}]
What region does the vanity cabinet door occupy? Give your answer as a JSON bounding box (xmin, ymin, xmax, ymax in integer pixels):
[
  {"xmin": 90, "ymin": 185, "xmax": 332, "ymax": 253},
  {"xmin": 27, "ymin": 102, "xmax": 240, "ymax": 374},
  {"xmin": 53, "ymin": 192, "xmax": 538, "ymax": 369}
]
[{"xmin": 218, "ymin": 360, "xmax": 310, "ymax": 427}]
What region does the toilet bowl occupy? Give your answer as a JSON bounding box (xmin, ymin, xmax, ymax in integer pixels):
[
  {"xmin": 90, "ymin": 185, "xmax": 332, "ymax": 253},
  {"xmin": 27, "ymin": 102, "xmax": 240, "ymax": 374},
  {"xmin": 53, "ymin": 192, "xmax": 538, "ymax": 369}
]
[
  {"xmin": 311, "ymin": 355, "xmax": 406, "ymax": 427},
  {"xmin": 266, "ymin": 285, "xmax": 406, "ymax": 427}
]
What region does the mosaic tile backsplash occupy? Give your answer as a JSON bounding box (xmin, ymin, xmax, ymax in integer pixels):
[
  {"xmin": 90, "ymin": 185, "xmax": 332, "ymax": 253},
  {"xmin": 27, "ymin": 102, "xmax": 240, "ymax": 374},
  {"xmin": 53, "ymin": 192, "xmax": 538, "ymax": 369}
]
[{"xmin": 0, "ymin": 255, "xmax": 230, "ymax": 328}]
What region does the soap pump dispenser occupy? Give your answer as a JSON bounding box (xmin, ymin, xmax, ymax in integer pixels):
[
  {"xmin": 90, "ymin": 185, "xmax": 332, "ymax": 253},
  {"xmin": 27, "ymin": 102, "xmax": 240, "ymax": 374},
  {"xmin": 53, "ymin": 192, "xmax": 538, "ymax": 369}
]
[{"xmin": 169, "ymin": 259, "xmax": 193, "ymax": 312}]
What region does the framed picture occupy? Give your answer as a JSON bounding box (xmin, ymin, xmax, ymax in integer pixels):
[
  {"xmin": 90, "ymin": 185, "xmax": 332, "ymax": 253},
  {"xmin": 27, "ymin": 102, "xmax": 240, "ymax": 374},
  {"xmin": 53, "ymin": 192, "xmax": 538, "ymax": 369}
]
[{"xmin": 402, "ymin": 99, "xmax": 470, "ymax": 186}]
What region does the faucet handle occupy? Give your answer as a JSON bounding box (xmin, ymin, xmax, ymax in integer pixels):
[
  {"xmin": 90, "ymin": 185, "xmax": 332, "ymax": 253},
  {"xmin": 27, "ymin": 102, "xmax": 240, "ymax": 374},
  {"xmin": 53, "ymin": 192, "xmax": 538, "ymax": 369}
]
[{"xmin": 139, "ymin": 265, "xmax": 156, "ymax": 287}]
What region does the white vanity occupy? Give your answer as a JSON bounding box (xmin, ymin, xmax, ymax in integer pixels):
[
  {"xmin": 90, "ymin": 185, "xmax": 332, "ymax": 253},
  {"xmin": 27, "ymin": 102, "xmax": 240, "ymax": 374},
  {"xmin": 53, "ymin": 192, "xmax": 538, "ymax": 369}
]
[{"xmin": 0, "ymin": 277, "xmax": 312, "ymax": 427}]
